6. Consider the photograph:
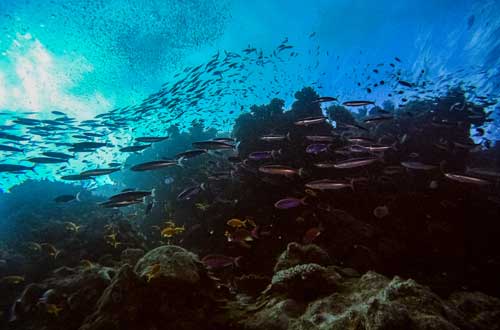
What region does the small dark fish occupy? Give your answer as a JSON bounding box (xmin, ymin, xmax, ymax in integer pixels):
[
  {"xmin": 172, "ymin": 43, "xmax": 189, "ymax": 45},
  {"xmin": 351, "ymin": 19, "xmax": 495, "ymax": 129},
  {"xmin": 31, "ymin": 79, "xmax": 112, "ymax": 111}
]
[
  {"xmin": 313, "ymin": 162, "xmax": 337, "ymax": 168},
  {"xmin": 177, "ymin": 184, "xmax": 205, "ymax": 201},
  {"xmin": 131, "ymin": 160, "xmax": 177, "ymax": 171},
  {"xmin": 305, "ymin": 179, "xmax": 352, "ymax": 190},
  {"xmin": 175, "ymin": 149, "xmax": 207, "ymax": 160},
  {"xmin": 13, "ymin": 118, "xmax": 41, "ymax": 126},
  {"xmin": 342, "ymin": 101, "xmax": 375, "ymax": 107},
  {"xmin": 108, "ymin": 162, "xmax": 122, "ymax": 167},
  {"xmin": 135, "ymin": 136, "xmax": 169, "ymax": 143},
  {"xmin": 347, "ymin": 137, "xmax": 374, "ymax": 144},
  {"xmin": 444, "ymin": 173, "xmax": 490, "ymax": 185},
  {"xmin": 0, "ymin": 164, "xmax": 35, "ymax": 173},
  {"xmin": 398, "ymin": 80, "xmax": 413, "ymax": 88},
  {"xmin": 400, "ymin": 161, "xmax": 437, "ymax": 171},
  {"xmin": 334, "ymin": 158, "xmax": 378, "ymax": 169},
  {"xmin": 42, "ymin": 152, "xmax": 73, "ymax": 159},
  {"xmin": 192, "ymin": 141, "xmax": 234, "ymax": 150},
  {"xmin": 306, "ymin": 143, "xmax": 329, "ymax": 154},
  {"xmin": 258, "ymin": 165, "xmax": 302, "ymax": 176},
  {"xmin": 303, "ymin": 227, "xmax": 322, "ymax": 244},
  {"xmin": 145, "ymin": 202, "xmax": 154, "ymax": 214},
  {"xmin": 313, "ymin": 96, "xmax": 337, "ymax": 103},
  {"xmin": 274, "ymin": 197, "xmax": 305, "ymax": 209},
  {"xmin": 51, "ymin": 111, "xmax": 67, "ymax": 116},
  {"xmin": 260, "ymin": 134, "xmax": 289, "ymax": 142},
  {"xmin": 0, "ymin": 144, "xmax": 23, "ymax": 153},
  {"xmin": 60, "ymin": 174, "xmax": 93, "ymax": 181},
  {"xmin": 71, "ymin": 142, "xmax": 108, "ymax": 149},
  {"xmin": 363, "ymin": 115, "xmax": 394, "ymax": 124},
  {"xmin": 340, "ymin": 123, "xmax": 369, "ymax": 131},
  {"xmin": 467, "ymin": 15, "xmax": 475, "ymax": 30},
  {"xmin": 294, "ymin": 116, "xmax": 327, "ymax": 126},
  {"xmin": 108, "ymin": 190, "xmax": 152, "ymax": 202},
  {"xmin": 80, "ymin": 168, "xmax": 120, "ymax": 176},
  {"xmin": 305, "ymin": 135, "xmax": 335, "ymax": 142},
  {"xmin": 0, "ymin": 132, "xmax": 30, "ymax": 141},
  {"xmin": 83, "ymin": 132, "xmax": 105, "ymax": 137},
  {"xmin": 201, "ymin": 254, "xmax": 240, "ymax": 270},
  {"xmin": 373, "ymin": 205, "xmax": 389, "ymax": 218},
  {"xmin": 212, "ymin": 137, "xmax": 235, "ymax": 143},
  {"xmin": 351, "ymin": 144, "xmax": 392, "ymax": 152},
  {"xmin": 27, "ymin": 157, "xmax": 68, "ymax": 164},
  {"xmin": 248, "ymin": 150, "xmax": 280, "ymax": 160},
  {"xmin": 119, "ymin": 144, "xmax": 151, "ymax": 152},
  {"xmin": 100, "ymin": 200, "xmax": 142, "ymax": 208},
  {"xmin": 466, "ymin": 168, "xmax": 500, "ymax": 178},
  {"xmin": 54, "ymin": 193, "xmax": 80, "ymax": 203},
  {"xmin": 474, "ymin": 128, "xmax": 485, "ymax": 137}
]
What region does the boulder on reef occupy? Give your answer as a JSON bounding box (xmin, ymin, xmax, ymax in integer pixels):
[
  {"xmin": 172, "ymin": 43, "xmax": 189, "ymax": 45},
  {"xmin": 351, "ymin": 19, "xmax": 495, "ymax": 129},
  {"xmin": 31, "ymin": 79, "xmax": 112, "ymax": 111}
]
[
  {"xmin": 133, "ymin": 244, "xmax": 207, "ymax": 285},
  {"xmin": 80, "ymin": 245, "xmax": 217, "ymax": 330},
  {"xmin": 274, "ymin": 242, "xmax": 331, "ymax": 272},
  {"xmin": 120, "ymin": 248, "xmax": 144, "ymax": 267},
  {"xmin": 240, "ymin": 246, "xmax": 500, "ymax": 330}
]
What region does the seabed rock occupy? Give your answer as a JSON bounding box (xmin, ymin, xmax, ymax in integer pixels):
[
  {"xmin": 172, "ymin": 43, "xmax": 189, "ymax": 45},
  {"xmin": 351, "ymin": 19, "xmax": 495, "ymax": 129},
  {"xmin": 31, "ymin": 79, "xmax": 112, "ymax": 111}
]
[
  {"xmin": 238, "ymin": 244, "xmax": 500, "ymax": 330},
  {"xmin": 120, "ymin": 248, "xmax": 144, "ymax": 266},
  {"xmin": 4, "ymin": 244, "xmax": 500, "ymax": 330},
  {"xmin": 80, "ymin": 245, "xmax": 217, "ymax": 330},
  {"xmin": 274, "ymin": 242, "xmax": 331, "ymax": 272}
]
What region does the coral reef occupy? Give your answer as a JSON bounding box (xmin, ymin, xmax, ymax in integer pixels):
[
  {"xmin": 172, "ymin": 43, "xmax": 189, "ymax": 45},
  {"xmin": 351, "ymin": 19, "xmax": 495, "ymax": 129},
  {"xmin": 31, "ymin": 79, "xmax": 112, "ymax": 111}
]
[
  {"xmin": 273, "ymin": 242, "xmax": 331, "ymax": 273},
  {"xmin": 239, "ymin": 245, "xmax": 500, "ymax": 330}
]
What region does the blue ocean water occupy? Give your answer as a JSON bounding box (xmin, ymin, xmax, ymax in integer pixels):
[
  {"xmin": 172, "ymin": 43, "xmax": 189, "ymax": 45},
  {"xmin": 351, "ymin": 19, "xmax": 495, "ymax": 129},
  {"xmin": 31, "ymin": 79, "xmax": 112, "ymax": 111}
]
[
  {"xmin": 0, "ymin": 0, "xmax": 499, "ymax": 192},
  {"xmin": 2, "ymin": 2, "xmax": 500, "ymax": 328}
]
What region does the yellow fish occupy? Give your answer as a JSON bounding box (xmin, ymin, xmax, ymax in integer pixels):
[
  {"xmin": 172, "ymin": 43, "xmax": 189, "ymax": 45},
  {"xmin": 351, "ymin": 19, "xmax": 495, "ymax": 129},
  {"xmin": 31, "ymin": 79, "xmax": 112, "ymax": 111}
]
[
  {"xmin": 195, "ymin": 203, "xmax": 210, "ymax": 211},
  {"xmin": 26, "ymin": 242, "xmax": 41, "ymax": 252},
  {"xmin": 246, "ymin": 218, "xmax": 257, "ymax": 228},
  {"xmin": 161, "ymin": 225, "xmax": 185, "ymax": 238},
  {"xmin": 46, "ymin": 304, "xmax": 63, "ymax": 316},
  {"xmin": 305, "ymin": 188, "xmax": 317, "ymax": 197},
  {"xmin": 64, "ymin": 222, "xmax": 81, "ymax": 232},
  {"xmin": 226, "ymin": 218, "xmax": 246, "ymax": 228},
  {"xmin": 146, "ymin": 263, "xmax": 161, "ymax": 282},
  {"xmin": 40, "ymin": 243, "xmax": 61, "ymax": 258},
  {"xmin": 0, "ymin": 275, "xmax": 25, "ymax": 285},
  {"xmin": 80, "ymin": 259, "xmax": 95, "ymax": 270},
  {"xmin": 105, "ymin": 233, "xmax": 121, "ymax": 248}
]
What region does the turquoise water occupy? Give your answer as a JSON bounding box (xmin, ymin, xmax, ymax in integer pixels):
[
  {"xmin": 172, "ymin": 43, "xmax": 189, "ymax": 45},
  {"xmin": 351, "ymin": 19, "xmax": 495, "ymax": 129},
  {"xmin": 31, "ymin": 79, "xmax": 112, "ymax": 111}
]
[
  {"xmin": 0, "ymin": 0, "xmax": 499, "ymax": 191},
  {"xmin": 2, "ymin": 2, "xmax": 500, "ymax": 327}
]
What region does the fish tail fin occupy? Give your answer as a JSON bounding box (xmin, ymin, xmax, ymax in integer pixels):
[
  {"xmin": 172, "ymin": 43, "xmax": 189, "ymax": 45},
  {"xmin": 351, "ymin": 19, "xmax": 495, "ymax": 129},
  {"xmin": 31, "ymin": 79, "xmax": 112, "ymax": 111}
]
[
  {"xmin": 298, "ymin": 168, "xmax": 307, "ymax": 177},
  {"xmin": 286, "ymin": 132, "xmax": 292, "ymax": 142},
  {"xmin": 177, "ymin": 157, "xmax": 186, "ymax": 167},
  {"xmin": 31, "ymin": 166, "xmax": 37, "ymax": 174},
  {"xmin": 301, "ymin": 196, "xmax": 308, "ymax": 205},
  {"xmin": 349, "ymin": 178, "xmax": 356, "ymax": 192},
  {"xmin": 233, "ymin": 256, "xmax": 243, "ymax": 268},
  {"xmin": 75, "ymin": 192, "xmax": 81, "ymax": 202}
]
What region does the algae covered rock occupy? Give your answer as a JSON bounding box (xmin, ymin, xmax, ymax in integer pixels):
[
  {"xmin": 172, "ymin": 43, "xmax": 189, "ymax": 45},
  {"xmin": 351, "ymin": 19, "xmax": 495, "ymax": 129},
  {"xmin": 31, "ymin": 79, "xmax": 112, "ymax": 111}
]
[
  {"xmin": 133, "ymin": 244, "xmax": 206, "ymax": 285},
  {"xmin": 268, "ymin": 263, "xmax": 339, "ymax": 300},
  {"xmin": 81, "ymin": 245, "xmax": 217, "ymax": 330},
  {"xmin": 238, "ymin": 244, "xmax": 500, "ymax": 330},
  {"xmin": 242, "ymin": 269, "xmax": 500, "ymax": 330},
  {"xmin": 274, "ymin": 242, "xmax": 331, "ymax": 273},
  {"xmin": 120, "ymin": 248, "xmax": 144, "ymax": 266}
]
